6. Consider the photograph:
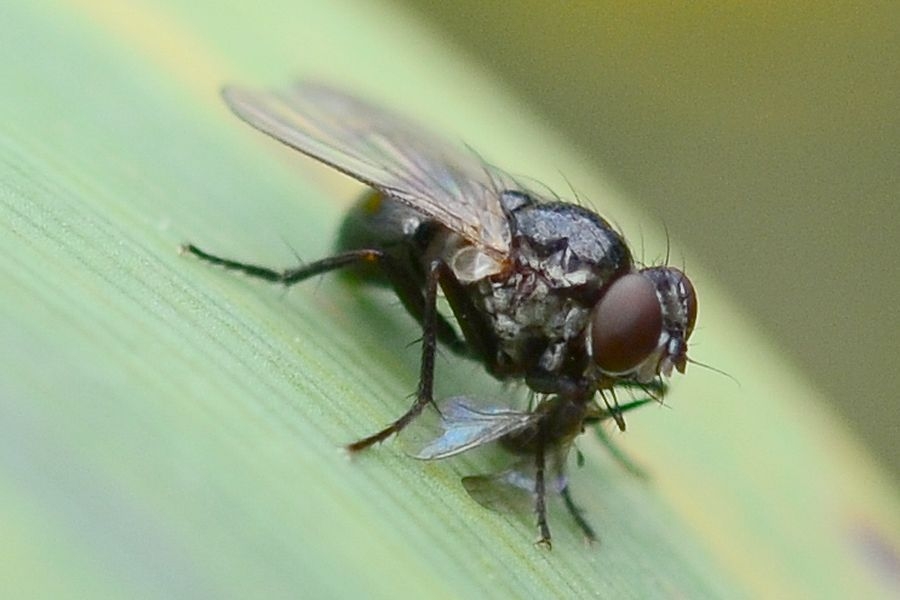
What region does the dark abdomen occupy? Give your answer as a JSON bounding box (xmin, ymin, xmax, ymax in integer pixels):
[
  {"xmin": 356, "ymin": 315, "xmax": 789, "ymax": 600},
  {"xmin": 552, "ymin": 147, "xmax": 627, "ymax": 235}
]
[{"xmin": 335, "ymin": 191, "xmax": 431, "ymax": 286}]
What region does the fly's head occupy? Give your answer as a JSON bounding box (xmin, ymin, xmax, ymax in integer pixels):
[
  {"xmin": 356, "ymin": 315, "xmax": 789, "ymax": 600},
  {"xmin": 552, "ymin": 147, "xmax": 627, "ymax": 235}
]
[{"xmin": 587, "ymin": 267, "xmax": 697, "ymax": 385}]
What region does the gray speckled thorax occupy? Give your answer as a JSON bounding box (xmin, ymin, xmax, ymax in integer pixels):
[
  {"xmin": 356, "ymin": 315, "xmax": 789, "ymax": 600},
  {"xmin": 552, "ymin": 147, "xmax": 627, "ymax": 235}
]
[{"xmin": 466, "ymin": 197, "xmax": 633, "ymax": 379}]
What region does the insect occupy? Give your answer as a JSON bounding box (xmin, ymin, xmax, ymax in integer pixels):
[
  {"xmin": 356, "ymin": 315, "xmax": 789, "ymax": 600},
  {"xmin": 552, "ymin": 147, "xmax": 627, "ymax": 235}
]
[{"xmin": 184, "ymin": 82, "xmax": 697, "ymax": 546}]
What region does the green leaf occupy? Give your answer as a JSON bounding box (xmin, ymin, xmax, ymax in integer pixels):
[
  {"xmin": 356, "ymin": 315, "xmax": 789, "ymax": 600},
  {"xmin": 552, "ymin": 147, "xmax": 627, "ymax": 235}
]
[{"xmin": 3, "ymin": 1, "xmax": 900, "ymax": 598}]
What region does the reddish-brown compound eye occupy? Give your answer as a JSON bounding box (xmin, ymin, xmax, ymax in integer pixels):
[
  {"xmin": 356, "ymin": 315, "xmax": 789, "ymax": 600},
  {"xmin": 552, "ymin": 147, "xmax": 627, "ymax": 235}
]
[{"xmin": 591, "ymin": 273, "xmax": 663, "ymax": 374}]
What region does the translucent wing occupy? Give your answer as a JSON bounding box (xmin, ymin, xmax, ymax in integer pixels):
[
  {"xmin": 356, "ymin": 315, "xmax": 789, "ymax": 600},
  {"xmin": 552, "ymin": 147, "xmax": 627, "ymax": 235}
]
[
  {"xmin": 222, "ymin": 82, "xmax": 513, "ymax": 261},
  {"xmin": 462, "ymin": 469, "xmax": 535, "ymax": 515},
  {"xmin": 411, "ymin": 397, "xmax": 541, "ymax": 460},
  {"xmin": 462, "ymin": 455, "xmax": 569, "ymax": 513}
]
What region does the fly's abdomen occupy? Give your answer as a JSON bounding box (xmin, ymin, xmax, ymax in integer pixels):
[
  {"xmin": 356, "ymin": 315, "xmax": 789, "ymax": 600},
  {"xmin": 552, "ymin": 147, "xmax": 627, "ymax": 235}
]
[{"xmin": 335, "ymin": 191, "xmax": 430, "ymax": 285}]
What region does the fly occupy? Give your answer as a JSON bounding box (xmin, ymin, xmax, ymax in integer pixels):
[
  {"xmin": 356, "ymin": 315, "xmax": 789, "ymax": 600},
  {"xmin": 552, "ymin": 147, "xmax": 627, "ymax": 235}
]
[{"xmin": 183, "ymin": 82, "xmax": 698, "ymax": 546}]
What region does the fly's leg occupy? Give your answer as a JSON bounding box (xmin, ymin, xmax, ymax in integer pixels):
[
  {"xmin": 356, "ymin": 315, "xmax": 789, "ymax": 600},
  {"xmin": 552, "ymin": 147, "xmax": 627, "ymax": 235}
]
[
  {"xmin": 560, "ymin": 485, "xmax": 597, "ymax": 543},
  {"xmin": 182, "ymin": 243, "xmax": 464, "ymax": 355},
  {"xmin": 612, "ymin": 379, "xmax": 668, "ymax": 403},
  {"xmin": 182, "ymin": 244, "xmax": 391, "ymax": 283},
  {"xmin": 184, "ymin": 245, "xmax": 461, "ymax": 450},
  {"xmin": 593, "ymin": 426, "xmax": 648, "ymax": 479},
  {"xmin": 346, "ymin": 259, "xmax": 446, "ymax": 452},
  {"xmin": 534, "ymin": 443, "xmax": 552, "ymax": 549},
  {"xmin": 584, "ymin": 393, "xmax": 654, "ymax": 478}
]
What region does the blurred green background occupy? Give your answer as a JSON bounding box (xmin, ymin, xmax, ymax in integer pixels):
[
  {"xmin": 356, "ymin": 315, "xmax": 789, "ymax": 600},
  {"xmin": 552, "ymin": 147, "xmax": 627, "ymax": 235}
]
[{"xmin": 398, "ymin": 1, "xmax": 900, "ymax": 480}]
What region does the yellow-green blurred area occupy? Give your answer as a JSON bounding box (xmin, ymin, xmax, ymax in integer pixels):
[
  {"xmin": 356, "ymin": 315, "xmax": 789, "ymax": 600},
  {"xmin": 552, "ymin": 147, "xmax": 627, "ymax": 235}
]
[{"xmin": 400, "ymin": 1, "xmax": 900, "ymax": 480}]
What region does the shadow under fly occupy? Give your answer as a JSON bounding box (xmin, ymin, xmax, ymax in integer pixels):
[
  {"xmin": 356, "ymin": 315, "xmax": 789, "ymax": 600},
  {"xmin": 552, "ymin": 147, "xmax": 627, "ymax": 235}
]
[{"xmin": 183, "ymin": 81, "xmax": 697, "ymax": 547}]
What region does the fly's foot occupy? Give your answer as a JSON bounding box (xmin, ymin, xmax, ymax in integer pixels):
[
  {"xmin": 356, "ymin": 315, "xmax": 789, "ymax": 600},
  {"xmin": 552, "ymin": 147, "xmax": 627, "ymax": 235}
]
[{"xmin": 535, "ymin": 537, "xmax": 552, "ymax": 550}]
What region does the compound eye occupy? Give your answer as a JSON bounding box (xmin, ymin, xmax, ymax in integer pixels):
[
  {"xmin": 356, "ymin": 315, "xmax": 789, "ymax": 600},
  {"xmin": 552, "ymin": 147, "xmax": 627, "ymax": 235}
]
[{"xmin": 591, "ymin": 273, "xmax": 663, "ymax": 374}]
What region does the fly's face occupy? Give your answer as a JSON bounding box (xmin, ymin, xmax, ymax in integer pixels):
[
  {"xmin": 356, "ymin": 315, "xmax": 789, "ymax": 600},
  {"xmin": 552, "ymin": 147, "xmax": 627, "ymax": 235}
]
[{"xmin": 588, "ymin": 267, "xmax": 697, "ymax": 384}]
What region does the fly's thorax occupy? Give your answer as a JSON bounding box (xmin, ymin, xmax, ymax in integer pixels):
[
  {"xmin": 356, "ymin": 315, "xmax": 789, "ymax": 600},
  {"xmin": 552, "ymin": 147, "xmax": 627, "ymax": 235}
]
[
  {"xmin": 465, "ymin": 199, "xmax": 635, "ymax": 378},
  {"xmin": 475, "ymin": 269, "xmax": 593, "ymax": 373},
  {"xmin": 508, "ymin": 201, "xmax": 633, "ymax": 288}
]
